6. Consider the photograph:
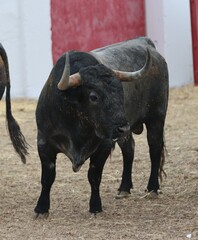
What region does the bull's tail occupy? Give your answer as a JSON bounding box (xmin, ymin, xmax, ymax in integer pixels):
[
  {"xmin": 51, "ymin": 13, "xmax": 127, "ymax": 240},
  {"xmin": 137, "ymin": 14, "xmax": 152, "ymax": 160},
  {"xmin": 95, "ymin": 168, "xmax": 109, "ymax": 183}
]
[
  {"xmin": 159, "ymin": 135, "xmax": 167, "ymax": 182},
  {"xmin": 0, "ymin": 44, "xmax": 28, "ymax": 163},
  {"xmin": 5, "ymin": 84, "xmax": 29, "ymax": 163}
]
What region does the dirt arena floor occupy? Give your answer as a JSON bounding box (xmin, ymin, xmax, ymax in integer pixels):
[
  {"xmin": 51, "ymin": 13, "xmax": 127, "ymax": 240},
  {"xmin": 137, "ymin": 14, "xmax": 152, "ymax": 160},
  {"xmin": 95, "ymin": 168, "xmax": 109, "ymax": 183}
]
[{"xmin": 0, "ymin": 84, "xmax": 198, "ymax": 240}]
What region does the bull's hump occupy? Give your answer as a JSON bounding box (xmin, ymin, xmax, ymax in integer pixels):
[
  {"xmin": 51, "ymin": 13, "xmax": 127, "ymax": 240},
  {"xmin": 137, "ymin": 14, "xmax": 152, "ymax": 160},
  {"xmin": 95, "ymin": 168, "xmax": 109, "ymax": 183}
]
[
  {"xmin": 90, "ymin": 52, "xmax": 119, "ymax": 70},
  {"xmin": 91, "ymin": 47, "xmax": 133, "ymax": 70},
  {"xmin": 91, "ymin": 38, "xmax": 147, "ymax": 53},
  {"xmin": 90, "ymin": 49, "xmax": 137, "ymax": 71},
  {"xmin": 90, "ymin": 38, "xmax": 151, "ymax": 71}
]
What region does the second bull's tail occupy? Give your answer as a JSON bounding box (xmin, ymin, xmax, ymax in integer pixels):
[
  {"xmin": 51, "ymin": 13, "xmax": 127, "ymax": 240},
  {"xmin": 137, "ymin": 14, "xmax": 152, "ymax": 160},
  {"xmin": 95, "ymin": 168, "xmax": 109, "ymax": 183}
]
[
  {"xmin": 5, "ymin": 83, "xmax": 29, "ymax": 163},
  {"xmin": 0, "ymin": 44, "xmax": 28, "ymax": 163}
]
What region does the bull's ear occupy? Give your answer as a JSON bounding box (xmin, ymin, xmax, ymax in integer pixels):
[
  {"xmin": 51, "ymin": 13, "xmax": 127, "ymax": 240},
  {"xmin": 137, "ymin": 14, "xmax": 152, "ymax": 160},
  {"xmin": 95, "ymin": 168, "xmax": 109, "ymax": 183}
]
[
  {"xmin": 57, "ymin": 53, "xmax": 82, "ymax": 90},
  {"xmin": 113, "ymin": 48, "xmax": 152, "ymax": 81}
]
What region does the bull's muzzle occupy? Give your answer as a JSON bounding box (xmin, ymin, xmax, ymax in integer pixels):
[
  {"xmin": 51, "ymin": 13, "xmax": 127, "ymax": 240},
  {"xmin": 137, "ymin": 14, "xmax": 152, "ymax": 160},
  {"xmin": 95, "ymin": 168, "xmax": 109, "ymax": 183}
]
[{"xmin": 113, "ymin": 123, "xmax": 131, "ymax": 141}]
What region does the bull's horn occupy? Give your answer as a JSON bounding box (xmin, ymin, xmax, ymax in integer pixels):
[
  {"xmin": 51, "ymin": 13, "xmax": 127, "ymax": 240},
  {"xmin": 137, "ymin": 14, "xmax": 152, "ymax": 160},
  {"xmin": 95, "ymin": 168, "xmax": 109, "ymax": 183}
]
[
  {"xmin": 57, "ymin": 52, "xmax": 82, "ymax": 90},
  {"xmin": 113, "ymin": 48, "xmax": 152, "ymax": 81}
]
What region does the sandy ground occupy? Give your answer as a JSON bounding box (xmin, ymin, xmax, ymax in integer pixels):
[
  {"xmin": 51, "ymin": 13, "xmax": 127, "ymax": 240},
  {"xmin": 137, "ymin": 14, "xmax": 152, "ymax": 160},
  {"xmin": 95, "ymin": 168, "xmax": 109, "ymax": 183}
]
[{"xmin": 0, "ymin": 84, "xmax": 198, "ymax": 240}]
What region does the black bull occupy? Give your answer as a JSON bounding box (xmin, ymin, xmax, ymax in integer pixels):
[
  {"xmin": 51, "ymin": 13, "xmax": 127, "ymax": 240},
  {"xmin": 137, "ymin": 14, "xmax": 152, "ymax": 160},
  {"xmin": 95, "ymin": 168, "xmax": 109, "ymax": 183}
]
[
  {"xmin": 34, "ymin": 37, "xmax": 169, "ymax": 215},
  {"xmin": 0, "ymin": 43, "xmax": 28, "ymax": 163}
]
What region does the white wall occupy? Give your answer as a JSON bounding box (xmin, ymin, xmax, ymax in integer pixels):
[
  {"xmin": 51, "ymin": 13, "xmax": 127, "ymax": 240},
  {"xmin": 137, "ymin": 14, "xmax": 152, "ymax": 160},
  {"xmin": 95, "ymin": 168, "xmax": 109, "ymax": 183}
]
[
  {"xmin": 0, "ymin": 1, "xmax": 194, "ymax": 98},
  {"xmin": 0, "ymin": 0, "xmax": 52, "ymax": 98},
  {"xmin": 145, "ymin": 0, "xmax": 194, "ymax": 87}
]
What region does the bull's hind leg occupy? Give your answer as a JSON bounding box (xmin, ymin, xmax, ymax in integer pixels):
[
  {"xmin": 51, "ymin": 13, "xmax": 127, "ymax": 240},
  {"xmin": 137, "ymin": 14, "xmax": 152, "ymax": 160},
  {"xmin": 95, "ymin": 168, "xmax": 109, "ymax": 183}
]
[
  {"xmin": 34, "ymin": 133, "xmax": 57, "ymax": 216},
  {"xmin": 117, "ymin": 135, "xmax": 134, "ymax": 197},
  {"xmin": 88, "ymin": 140, "xmax": 112, "ymax": 213},
  {"xmin": 146, "ymin": 119, "xmax": 165, "ymax": 193}
]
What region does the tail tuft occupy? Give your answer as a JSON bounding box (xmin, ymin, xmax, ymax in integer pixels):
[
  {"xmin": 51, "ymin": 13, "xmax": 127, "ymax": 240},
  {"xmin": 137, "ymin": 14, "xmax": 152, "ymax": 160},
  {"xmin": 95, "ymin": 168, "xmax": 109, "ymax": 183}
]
[{"xmin": 159, "ymin": 136, "xmax": 168, "ymax": 182}]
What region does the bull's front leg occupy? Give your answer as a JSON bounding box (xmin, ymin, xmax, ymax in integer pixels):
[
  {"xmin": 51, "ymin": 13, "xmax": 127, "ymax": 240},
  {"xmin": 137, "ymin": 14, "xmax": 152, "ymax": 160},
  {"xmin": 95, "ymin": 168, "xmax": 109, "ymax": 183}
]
[
  {"xmin": 34, "ymin": 134, "xmax": 57, "ymax": 217},
  {"xmin": 117, "ymin": 135, "xmax": 134, "ymax": 197},
  {"xmin": 88, "ymin": 141, "xmax": 112, "ymax": 213}
]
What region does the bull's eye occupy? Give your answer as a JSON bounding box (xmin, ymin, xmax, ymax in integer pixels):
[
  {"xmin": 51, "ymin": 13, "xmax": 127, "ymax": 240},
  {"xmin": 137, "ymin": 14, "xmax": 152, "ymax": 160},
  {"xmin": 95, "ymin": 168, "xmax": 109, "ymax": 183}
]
[{"xmin": 89, "ymin": 92, "xmax": 98, "ymax": 103}]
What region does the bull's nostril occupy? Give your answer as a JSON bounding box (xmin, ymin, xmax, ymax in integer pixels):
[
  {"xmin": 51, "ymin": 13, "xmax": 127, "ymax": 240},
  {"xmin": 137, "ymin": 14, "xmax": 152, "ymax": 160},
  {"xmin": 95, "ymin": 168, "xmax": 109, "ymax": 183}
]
[
  {"xmin": 117, "ymin": 126, "xmax": 125, "ymax": 133},
  {"xmin": 117, "ymin": 124, "xmax": 130, "ymax": 135}
]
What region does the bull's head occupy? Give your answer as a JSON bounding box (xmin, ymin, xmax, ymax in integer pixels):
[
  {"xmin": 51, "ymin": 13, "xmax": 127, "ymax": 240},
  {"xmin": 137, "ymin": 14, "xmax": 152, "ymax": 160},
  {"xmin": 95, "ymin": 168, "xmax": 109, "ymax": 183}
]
[
  {"xmin": 57, "ymin": 48, "xmax": 151, "ymax": 90},
  {"xmin": 57, "ymin": 49, "xmax": 152, "ymax": 142}
]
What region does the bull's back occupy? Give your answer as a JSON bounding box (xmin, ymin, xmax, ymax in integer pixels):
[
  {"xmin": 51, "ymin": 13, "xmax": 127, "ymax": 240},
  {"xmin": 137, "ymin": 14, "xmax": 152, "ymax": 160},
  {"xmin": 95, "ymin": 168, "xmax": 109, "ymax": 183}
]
[{"xmin": 91, "ymin": 37, "xmax": 156, "ymax": 71}]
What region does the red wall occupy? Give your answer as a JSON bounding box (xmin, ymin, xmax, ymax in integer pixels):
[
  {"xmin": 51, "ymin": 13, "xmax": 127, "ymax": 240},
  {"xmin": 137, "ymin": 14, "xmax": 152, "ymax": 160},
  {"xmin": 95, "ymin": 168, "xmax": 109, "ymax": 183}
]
[
  {"xmin": 190, "ymin": 0, "xmax": 198, "ymax": 85},
  {"xmin": 51, "ymin": 0, "xmax": 145, "ymax": 63}
]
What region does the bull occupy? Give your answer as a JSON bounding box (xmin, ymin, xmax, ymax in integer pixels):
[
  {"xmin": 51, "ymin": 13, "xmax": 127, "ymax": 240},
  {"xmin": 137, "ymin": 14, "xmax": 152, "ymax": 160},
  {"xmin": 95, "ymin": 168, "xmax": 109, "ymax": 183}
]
[
  {"xmin": 34, "ymin": 37, "xmax": 168, "ymax": 216},
  {"xmin": 0, "ymin": 43, "xmax": 28, "ymax": 163}
]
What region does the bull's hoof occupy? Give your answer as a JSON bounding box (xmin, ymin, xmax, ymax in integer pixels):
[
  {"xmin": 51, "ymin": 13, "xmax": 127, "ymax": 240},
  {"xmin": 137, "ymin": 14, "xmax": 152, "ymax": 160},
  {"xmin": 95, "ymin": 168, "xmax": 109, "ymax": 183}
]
[
  {"xmin": 142, "ymin": 190, "xmax": 159, "ymax": 199},
  {"xmin": 33, "ymin": 212, "xmax": 49, "ymax": 220},
  {"xmin": 87, "ymin": 211, "xmax": 104, "ymax": 220},
  {"xmin": 116, "ymin": 191, "xmax": 131, "ymax": 199},
  {"xmin": 89, "ymin": 197, "xmax": 102, "ymax": 214},
  {"xmin": 89, "ymin": 208, "xmax": 103, "ymax": 214},
  {"xmin": 89, "ymin": 211, "xmax": 103, "ymax": 218}
]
